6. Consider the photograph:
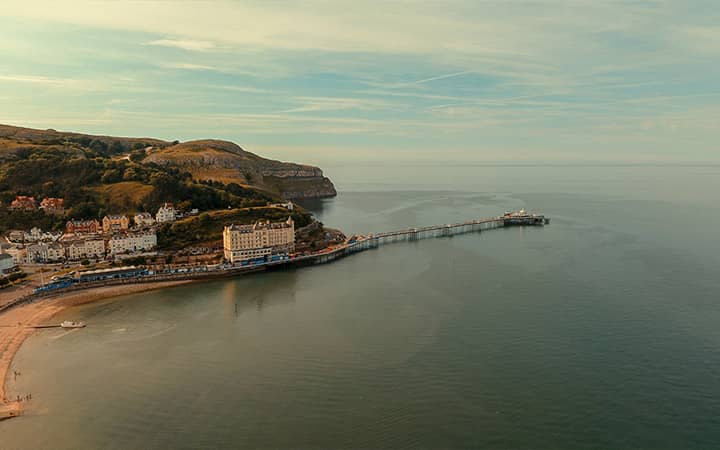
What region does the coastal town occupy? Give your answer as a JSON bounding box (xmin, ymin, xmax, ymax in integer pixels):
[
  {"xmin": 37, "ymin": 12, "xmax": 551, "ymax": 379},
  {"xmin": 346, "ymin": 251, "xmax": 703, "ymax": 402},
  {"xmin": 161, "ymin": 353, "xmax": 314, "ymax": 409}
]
[
  {"xmin": 0, "ymin": 195, "xmax": 305, "ymax": 268},
  {"xmin": 2, "ymin": 196, "xmax": 181, "ymax": 266}
]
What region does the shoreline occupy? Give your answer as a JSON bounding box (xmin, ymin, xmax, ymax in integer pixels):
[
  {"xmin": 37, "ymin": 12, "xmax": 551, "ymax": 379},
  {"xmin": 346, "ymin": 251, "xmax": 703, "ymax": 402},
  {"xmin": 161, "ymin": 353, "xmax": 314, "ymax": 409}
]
[{"xmin": 0, "ymin": 280, "xmax": 191, "ymax": 421}]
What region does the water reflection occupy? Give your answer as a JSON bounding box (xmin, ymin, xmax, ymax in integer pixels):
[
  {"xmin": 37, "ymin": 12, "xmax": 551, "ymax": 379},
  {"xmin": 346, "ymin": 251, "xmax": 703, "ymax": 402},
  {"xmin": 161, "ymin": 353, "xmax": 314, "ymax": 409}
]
[
  {"xmin": 222, "ymin": 271, "xmax": 299, "ymax": 318},
  {"xmin": 295, "ymin": 197, "xmax": 336, "ymax": 216}
]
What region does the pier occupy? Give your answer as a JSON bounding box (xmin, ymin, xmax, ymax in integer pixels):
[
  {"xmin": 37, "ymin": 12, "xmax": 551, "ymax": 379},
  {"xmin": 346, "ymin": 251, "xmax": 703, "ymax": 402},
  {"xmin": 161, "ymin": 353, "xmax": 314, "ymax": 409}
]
[
  {"xmin": 306, "ymin": 210, "xmax": 548, "ymax": 263},
  {"xmin": 0, "ymin": 324, "xmax": 80, "ymax": 329},
  {"xmin": 360, "ymin": 217, "xmax": 503, "ymax": 247}
]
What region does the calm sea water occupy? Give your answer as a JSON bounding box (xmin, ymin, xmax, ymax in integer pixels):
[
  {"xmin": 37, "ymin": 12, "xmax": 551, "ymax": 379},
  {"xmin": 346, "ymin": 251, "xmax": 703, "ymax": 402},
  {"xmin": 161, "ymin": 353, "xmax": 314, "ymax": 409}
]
[{"xmin": 3, "ymin": 164, "xmax": 720, "ymax": 450}]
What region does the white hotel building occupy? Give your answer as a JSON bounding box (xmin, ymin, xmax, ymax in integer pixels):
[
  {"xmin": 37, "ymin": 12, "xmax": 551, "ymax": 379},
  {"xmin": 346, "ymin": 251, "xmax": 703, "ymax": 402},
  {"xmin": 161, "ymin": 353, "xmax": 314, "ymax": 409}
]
[{"xmin": 223, "ymin": 218, "xmax": 295, "ymax": 263}]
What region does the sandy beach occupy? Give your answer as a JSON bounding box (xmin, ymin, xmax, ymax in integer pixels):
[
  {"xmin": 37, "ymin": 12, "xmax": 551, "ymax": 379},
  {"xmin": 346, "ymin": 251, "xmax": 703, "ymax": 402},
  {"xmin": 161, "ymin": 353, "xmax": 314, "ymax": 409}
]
[{"xmin": 0, "ymin": 280, "xmax": 191, "ymax": 420}]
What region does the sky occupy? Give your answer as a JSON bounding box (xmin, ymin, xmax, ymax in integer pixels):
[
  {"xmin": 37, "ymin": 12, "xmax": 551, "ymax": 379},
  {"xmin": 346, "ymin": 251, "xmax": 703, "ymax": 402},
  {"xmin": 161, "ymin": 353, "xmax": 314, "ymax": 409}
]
[{"xmin": 1, "ymin": 0, "xmax": 719, "ymax": 164}]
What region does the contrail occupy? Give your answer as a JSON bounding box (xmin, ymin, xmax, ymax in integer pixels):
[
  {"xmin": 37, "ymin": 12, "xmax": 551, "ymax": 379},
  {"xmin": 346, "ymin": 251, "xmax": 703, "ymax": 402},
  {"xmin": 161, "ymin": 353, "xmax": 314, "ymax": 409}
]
[{"xmin": 413, "ymin": 70, "xmax": 475, "ymax": 85}]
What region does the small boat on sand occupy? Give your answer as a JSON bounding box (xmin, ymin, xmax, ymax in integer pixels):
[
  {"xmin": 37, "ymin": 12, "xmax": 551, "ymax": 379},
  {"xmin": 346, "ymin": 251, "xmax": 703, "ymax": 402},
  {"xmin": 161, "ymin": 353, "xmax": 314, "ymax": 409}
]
[{"xmin": 60, "ymin": 321, "xmax": 86, "ymax": 329}]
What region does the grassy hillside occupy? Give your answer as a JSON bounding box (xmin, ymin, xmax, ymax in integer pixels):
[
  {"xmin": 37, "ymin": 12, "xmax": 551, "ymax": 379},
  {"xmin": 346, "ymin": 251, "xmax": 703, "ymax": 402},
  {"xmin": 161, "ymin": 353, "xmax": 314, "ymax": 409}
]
[
  {"xmin": 0, "ymin": 124, "xmax": 169, "ymax": 156},
  {"xmin": 90, "ymin": 182, "xmax": 156, "ymax": 212},
  {"xmin": 0, "ymin": 126, "xmax": 295, "ymax": 233},
  {"xmin": 0, "ymin": 143, "xmax": 274, "ymax": 219},
  {"xmin": 0, "ymin": 124, "xmax": 336, "ymax": 214}
]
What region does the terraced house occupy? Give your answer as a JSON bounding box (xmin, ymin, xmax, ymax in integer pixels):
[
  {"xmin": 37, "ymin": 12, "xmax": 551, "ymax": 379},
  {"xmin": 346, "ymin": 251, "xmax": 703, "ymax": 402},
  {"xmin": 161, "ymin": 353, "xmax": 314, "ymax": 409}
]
[
  {"xmin": 66, "ymin": 219, "xmax": 101, "ymax": 235},
  {"xmin": 10, "ymin": 196, "xmax": 37, "ymax": 211},
  {"xmin": 102, "ymin": 215, "xmax": 130, "ymax": 233},
  {"xmin": 108, "ymin": 231, "xmax": 157, "ymax": 256},
  {"xmin": 133, "ymin": 212, "xmax": 155, "ymax": 228},
  {"xmin": 26, "ymin": 242, "xmax": 64, "ymax": 263},
  {"xmin": 65, "ymin": 238, "xmax": 106, "ymax": 261}
]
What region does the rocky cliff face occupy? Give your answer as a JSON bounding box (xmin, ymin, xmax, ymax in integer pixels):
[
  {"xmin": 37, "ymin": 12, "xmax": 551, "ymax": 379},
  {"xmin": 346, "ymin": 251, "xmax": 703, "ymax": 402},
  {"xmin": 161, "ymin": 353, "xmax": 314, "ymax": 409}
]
[
  {"xmin": 143, "ymin": 139, "xmax": 337, "ymax": 199},
  {"xmin": 261, "ymin": 167, "xmax": 324, "ymax": 178},
  {"xmin": 265, "ymin": 175, "xmax": 338, "ymax": 200}
]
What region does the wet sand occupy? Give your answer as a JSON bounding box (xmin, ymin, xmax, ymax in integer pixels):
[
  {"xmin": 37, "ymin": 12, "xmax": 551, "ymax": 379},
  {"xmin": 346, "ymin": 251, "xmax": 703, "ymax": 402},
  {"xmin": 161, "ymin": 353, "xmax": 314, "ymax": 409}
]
[{"xmin": 0, "ymin": 281, "xmax": 191, "ymax": 420}]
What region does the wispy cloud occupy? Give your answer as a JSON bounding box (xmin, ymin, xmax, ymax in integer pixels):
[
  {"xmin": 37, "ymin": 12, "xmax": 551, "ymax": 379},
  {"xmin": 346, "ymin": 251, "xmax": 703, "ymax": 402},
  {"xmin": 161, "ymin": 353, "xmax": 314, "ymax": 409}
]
[
  {"xmin": 0, "ymin": 74, "xmax": 69, "ymax": 85},
  {"xmin": 675, "ymin": 26, "xmax": 720, "ymax": 53},
  {"xmin": 146, "ymin": 38, "xmax": 216, "ymax": 52},
  {"xmin": 204, "ymin": 84, "xmax": 272, "ymax": 95},
  {"xmin": 280, "ymin": 96, "xmax": 397, "ymax": 113},
  {"xmin": 159, "ymin": 62, "xmax": 218, "ymax": 71},
  {"xmin": 0, "ymin": 74, "xmax": 103, "ymax": 91},
  {"xmin": 153, "ymin": 60, "xmax": 272, "ymax": 78}
]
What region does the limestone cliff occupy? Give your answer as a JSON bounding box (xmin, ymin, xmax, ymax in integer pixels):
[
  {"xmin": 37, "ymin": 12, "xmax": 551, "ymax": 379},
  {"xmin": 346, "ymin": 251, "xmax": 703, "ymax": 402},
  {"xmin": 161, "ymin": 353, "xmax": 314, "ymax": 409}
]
[{"xmin": 143, "ymin": 140, "xmax": 337, "ymax": 199}]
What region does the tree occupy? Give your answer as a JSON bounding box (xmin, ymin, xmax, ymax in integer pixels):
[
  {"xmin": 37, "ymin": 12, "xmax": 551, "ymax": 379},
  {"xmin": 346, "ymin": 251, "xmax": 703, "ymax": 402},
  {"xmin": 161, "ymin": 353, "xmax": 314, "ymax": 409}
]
[
  {"xmin": 41, "ymin": 181, "xmax": 58, "ymax": 197},
  {"xmin": 129, "ymin": 149, "xmax": 146, "ymax": 163},
  {"xmin": 101, "ymin": 169, "xmax": 123, "ymax": 184},
  {"xmin": 89, "ymin": 139, "xmax": 108, "ymax": 154},
  {"xmin": 109, "ymin": 141, "xmax": 125, "ymax": 154},
  {"xmin": 178, "ymin": 200, "xmax": 193, "ymax": 212},
  {"xmin": 69, "ymin": 202, "xmax": 100, "ymax": 219},
  {"xmin": 123, "ymin": 167, "xmax": 139, "ymax": 181}
]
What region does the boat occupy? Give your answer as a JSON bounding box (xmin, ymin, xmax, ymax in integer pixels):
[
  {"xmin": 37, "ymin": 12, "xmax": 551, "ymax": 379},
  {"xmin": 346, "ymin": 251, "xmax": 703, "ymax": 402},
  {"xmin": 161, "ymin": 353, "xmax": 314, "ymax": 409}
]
[{"xmin": 60, "ymin": 321, "xmax": 86, "ymax": 329}]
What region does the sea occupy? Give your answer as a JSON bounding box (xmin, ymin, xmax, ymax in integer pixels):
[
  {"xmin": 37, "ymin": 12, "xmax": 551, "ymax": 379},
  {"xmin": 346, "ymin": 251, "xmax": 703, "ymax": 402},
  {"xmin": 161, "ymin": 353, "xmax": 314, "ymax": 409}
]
[{"xmin": 2, "ymin": 163, "xmax": 720, "ymax": 450}]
